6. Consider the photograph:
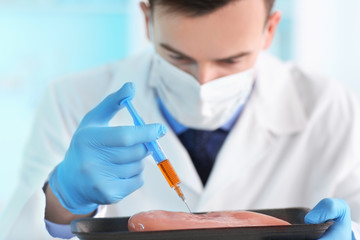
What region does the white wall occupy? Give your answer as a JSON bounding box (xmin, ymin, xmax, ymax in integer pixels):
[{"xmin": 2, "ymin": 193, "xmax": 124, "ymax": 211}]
[{"xmin": 294, "ymin": 0, "xmax": 360, "ymax": 95}]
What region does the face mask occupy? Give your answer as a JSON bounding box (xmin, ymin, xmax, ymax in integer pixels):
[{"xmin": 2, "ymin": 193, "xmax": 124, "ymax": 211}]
[{"xmin": 150, "ymin": 53, "xmax": 255, "ymax": 130}]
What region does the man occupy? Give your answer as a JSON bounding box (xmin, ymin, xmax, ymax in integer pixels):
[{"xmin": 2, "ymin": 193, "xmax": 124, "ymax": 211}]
[{"xmin": 2, "ymin": 0, "xmax": 359, "ymax": 239}]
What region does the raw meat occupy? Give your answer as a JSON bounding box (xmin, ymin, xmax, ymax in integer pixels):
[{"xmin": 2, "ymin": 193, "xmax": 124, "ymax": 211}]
[{"xmin": 128, "ymin": 210, "xmax": 291, "ymax": 232}]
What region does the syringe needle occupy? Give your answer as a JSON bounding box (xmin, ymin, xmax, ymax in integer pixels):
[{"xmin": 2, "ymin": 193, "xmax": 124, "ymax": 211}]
[
  {"xmin": 176, "ymin": 187, "xmax": 192, "ymax": 213},
  {"xmin": 183, "ymin": 199, "xmax": 192, "ymax": 213}
]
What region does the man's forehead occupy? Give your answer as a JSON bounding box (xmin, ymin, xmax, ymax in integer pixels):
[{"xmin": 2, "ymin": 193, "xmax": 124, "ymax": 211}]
[
  {"xmin": 151, "ymin": 0, "xmax": 267, "ymax": 61},
  {"xmin": 152, "ymin": 1, "xmax": 266, "ymax": 39}
]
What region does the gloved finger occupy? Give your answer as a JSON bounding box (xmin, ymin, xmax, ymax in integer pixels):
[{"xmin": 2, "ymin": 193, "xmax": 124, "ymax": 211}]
[
  {"xmin": 104, "ymin": 160, "xmax": 145, "ymax": 179},
  {"xmin": 103, "ymin": 144, "xmax": 150, "ymax": 164},
  {"xmin": 92, "ymin": 124, "xmax": 167, "ymax": 147},
  {"xmin": 81, "ymin": 82, "xmax": 135, "ymax": 126},
  {"xmin": 305, "ymin": 198, "xmax": 350, "ymax": 224},
  {"xmin": 93, "ymin": 174, "xmax": 144, "ymax": 204},
  {"xmin": 115, "ymin": 174, "xmax": 144, "ymax": 198}
]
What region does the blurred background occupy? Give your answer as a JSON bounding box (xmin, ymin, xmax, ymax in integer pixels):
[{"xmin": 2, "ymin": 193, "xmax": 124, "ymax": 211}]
[{"xmin": 0, "ymin": 0, "xmax": 360, "ymax": 213}]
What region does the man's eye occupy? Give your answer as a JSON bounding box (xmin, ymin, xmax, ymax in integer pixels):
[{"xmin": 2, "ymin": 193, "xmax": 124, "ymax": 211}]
[
  {"xmin": 220, "ymin": 59, "xmax": 239, "ymax": 64},
  {"xmin": 170, "ymin": 55, "xmax": 187, "ymax": 61}
]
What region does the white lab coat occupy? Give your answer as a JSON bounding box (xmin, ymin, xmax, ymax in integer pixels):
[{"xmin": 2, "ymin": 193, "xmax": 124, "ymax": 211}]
[{"xmin": 1, "ymin": 49, "xmax": 360, "ymax": 239}]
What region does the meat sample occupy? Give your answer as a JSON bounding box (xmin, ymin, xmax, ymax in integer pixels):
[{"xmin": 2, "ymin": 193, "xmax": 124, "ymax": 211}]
[{"xmin": 128, "ymin": 210, "xmax": 291, "ymax": 232}]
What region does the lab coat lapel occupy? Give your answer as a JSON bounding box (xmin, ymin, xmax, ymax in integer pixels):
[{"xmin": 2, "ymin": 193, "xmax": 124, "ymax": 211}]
[
  {"xmin": 195, "ymin": 97, "xmax": 277, "ymax": 211},
  {"xmin": 196, "ymin": 53, "xmax": 307, "ymax": 211},
  {"xmin": 253, "ymin": 53, "xmax": 307, "ymax": 135}
]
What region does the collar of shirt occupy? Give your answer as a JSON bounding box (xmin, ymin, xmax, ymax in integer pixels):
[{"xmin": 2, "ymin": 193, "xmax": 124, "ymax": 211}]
[{"xmin": 157, "ymin": 98, "xmax": 246, "ymax": 135}]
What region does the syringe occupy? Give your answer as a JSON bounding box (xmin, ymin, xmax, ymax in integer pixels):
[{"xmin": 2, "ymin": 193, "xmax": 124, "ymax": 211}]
[{"xmin": 122, "ymin": 98, "xmax": 192, "ymax": 213}]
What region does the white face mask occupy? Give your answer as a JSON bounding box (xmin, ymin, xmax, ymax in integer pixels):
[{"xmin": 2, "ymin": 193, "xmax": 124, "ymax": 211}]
[{"xmin": 150, "ymin": 53, "xmax": 255, "ymax": 130}]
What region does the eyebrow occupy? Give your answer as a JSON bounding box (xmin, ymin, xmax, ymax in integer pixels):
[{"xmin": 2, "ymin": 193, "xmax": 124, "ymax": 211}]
[
  {"xmin": 160, "ymin": 43, "xmax": 251, "ymax": 62},
  {"xmin": 160, "ymin": 43, "xmax": 195, "ymax": 61}
]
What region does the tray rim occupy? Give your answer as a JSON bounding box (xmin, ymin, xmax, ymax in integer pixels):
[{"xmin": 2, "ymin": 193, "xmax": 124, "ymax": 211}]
[{"xmin": 71, "ymin": 207, "xmax": 333, "ymax": 236}]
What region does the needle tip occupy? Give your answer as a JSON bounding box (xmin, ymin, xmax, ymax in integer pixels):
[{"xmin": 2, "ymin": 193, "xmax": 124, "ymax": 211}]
[{"xmin": 183, "ymin": 199, "xmax": 192, "ymax": 213}]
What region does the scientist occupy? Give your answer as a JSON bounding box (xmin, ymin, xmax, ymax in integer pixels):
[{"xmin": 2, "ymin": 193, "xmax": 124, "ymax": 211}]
[{"xmin": 2, "ymin": 0, "xmax": 360, "ymax": 239}]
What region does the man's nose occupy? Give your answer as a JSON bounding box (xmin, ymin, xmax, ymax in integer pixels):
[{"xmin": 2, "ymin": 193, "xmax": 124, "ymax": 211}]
[{"xmin": 192, "ymin": 63, "xmax": 219, "ymax": 85}]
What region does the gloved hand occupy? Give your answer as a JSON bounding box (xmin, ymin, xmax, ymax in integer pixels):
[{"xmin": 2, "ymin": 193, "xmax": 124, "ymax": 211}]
[
  {"xmin": 305, "ymin": 198, "xmax": 355, "ymax": 240},
  {"xmin": 49, "ymin": 82, "xmax": 167, "ymax": 215}
]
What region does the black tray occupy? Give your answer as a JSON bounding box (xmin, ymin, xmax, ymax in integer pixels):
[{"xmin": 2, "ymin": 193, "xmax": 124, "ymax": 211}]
[{"xmin": 71, "ymin": 208, "xmax": 332, "ymax": 240}]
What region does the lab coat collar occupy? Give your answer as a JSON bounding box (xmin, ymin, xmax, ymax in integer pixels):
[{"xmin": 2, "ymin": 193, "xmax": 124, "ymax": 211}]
[{"xmin": 253, "ymin": 53, "xmax": 307, "ymax": 135}]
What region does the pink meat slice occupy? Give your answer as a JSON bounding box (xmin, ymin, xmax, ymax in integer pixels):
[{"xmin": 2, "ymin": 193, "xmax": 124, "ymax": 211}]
[{"xmin": 128, "ymin": 210, "xmax": 291, "ymax": 232}]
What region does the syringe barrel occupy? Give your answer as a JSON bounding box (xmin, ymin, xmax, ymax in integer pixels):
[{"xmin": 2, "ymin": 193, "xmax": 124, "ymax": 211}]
[
  {"xmin": 145, "ymin": 140, "xmax": 167, "ymax": 163},
  {"xmin": 157, "ymin": 159, "xmax": 181, "ymax": 188}
]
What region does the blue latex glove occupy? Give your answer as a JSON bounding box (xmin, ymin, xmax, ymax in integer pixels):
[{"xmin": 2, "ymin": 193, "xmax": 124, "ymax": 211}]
[
  {"xmin": 49, "ymin": 82, "xmax": 167, "ymax": 215},
  {"xmin": 305, "ymin": 198, "xmax": 356, "ymax": 240}
]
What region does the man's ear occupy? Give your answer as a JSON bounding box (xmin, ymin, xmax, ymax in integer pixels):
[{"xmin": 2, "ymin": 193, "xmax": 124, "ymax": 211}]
[
  {"xmin": 262, "ymin": 11, "xmax": 282, "ymax": 50},
  {"xmin": 140, "ymin": 1, "xmax": 151, "ymax": 41}
]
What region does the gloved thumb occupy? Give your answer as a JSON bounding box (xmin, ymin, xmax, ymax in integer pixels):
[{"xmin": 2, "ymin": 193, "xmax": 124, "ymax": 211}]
[
  {"xmin": 305, "ymin": 199, "xmax": 354, "ymax": 239},
  {"xmin": 81, "ymin": 82, "xmax": 135, "ymax": 126},
  {"xmin": 305, "ymin": 198, "xmax": 349, "ymax": 224}
]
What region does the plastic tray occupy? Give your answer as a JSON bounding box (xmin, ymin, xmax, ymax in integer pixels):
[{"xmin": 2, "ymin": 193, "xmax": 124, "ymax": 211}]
[{"xmin": 71, "ymin": 208, "xmax": 332, "ymax": 240}]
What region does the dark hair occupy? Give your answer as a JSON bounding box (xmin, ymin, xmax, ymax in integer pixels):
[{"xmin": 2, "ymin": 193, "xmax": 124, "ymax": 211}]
[{"xmin": 148, "ymin": 0, "xmax": 275, "ymax": 18}]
